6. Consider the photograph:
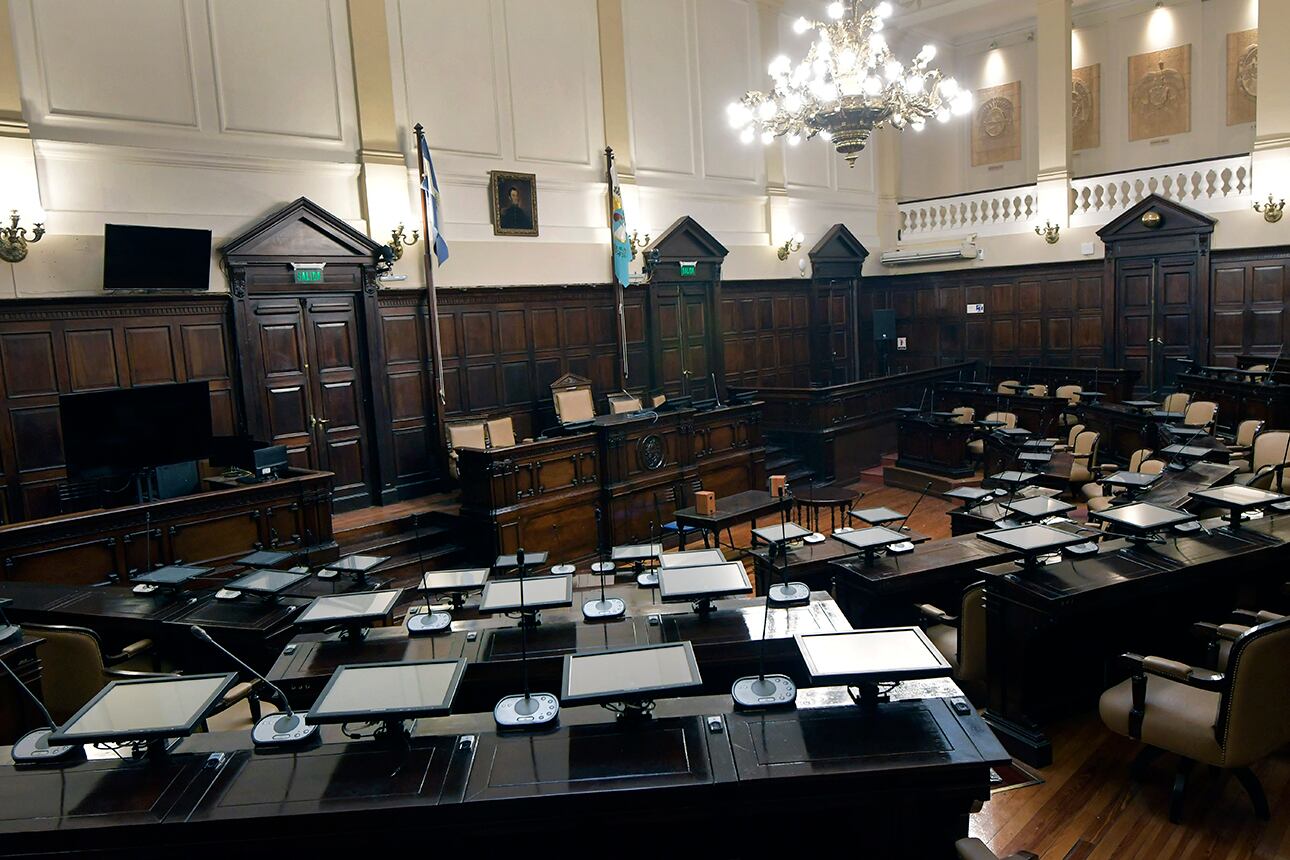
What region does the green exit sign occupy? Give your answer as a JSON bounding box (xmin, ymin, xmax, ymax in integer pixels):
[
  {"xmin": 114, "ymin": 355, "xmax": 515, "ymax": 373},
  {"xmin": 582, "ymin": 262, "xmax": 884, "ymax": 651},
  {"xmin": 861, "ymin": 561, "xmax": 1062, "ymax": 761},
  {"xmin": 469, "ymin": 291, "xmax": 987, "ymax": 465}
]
[
  {"xmin": 292, "ymin": 263, "xmax": 326, "ymax": 284},
  {"xmin": 679, "ymin": 262, "xmax": 697, "ymax": 277}
]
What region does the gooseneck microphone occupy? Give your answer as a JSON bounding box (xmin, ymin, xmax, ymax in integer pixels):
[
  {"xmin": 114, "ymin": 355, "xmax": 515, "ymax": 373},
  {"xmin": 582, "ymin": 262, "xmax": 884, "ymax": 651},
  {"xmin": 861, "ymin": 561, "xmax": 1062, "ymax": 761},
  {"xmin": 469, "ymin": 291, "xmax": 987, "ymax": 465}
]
[
  {"xmin": 0, "ymin": 659, "xmax": 83, "ymax": 763},
  {"xmin": 190, "ymin": 625, "xmax": 318, "ymax": 747}
]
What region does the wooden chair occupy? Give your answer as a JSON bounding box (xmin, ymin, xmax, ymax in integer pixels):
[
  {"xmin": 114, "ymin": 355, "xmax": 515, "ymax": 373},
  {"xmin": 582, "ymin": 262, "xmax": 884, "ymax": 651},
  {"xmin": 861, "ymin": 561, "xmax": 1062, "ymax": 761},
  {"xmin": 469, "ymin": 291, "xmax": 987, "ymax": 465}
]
[
  {"xmin": 1051, "ymin": 422, "xmax": 1085, "ymax": 453},
  {"xmin": 552, "ymin": 373, "xmax": 596, "ymax": 426},
  {"xmin": 1232, "ymin": 430, "xmax": 1290, "ymax": 488},
  {"xmin": 484, "ymin": 416, "xmax": 516, "ymax": 449},
  {"xmin": 1226, "ymin": 419, "xmax": 1263, "ymax": 461},
  {"xmin": 967, "ymin": 411, "xmax": 1017, "ymax": 457},
  {"xmin": 1083, "ymin": 447, "xmax": 1152, "ymax": 511},
  {"xmin": 1160, "ymin": 392, "xmax": 1191, "ymax": 414},
  {"xmin": 1099, "ymin": 613, "xmax": 1290, "ymax": 822},
  {"xmin": 19, "ymin": 623, "xmax": 258, "ymax": 726},
  {"xmin": 1055, "ymin": 384, "xmax": 1083, "ymax": 427},
  {"xmin": 1180, "ymin": 400, "xmax": 1218, "ymax": 433},
  {"xmin": 1068, "ymin": 429, "xmax": 1101, "ymax": 491},
  {"xmin": 445, "ymin": 420, "xmax": 487, "ymax": 480}
]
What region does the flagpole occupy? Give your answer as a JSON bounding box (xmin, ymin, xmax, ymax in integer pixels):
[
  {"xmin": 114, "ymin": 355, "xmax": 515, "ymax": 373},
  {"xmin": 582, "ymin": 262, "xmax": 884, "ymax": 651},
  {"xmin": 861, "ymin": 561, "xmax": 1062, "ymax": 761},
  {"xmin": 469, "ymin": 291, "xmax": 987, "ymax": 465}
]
[
  {"xmin": 414, "ymin": 123, "xmax": 447, "ymax": 454},
  {"xmin": 606, "ymin": 146, "xmax": 629, "ymax": 389}
]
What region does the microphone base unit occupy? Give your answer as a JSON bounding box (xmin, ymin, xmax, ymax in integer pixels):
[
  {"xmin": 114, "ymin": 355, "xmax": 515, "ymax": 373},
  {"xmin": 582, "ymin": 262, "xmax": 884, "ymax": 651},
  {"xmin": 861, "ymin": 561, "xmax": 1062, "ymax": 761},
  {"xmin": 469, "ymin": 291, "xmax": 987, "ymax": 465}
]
[
  {"xmin": 767, "ymin": 581, "xmax": 811, "ymax": 607},
  {"xmin": 407, "ymin": 610, "xmax": 452, "ymax": 636},
  {"xmin": 0, "ymin": 624, "xmax": 21, "ymax": 645},
  {"xmin": 252, "ymin": 712, "xmax": 319, "ymax": 747},
  {"xmin": 11, "ymin": 728, "xmax": 83, "ymax": 765},
  {"xmin": 582, "ymin": 597, "xmax": 626, "ymax": 621},
  {"xmin": 494, "ymin": 692, "xmax": 560, "ymax": 730},
  {"xmin": 731, "ymin": 675, "xmax": 798, "ymax": 710},
  {"xmin": 635, "ymin": 571, "xmax": 659, "ymax": 588},
  {"xmin": 550, "ymin": 564, "xmax": 576, "ymax": 575}
]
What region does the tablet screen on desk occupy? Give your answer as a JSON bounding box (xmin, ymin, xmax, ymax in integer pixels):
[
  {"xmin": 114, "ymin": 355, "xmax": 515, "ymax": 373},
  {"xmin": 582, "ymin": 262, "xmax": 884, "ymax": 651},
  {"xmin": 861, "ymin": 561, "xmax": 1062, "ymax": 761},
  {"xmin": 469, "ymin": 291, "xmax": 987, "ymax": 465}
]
[
  {"xmin": 561, "ymin": 642, "xmax": 701, "ymax": 704},
  {"xmin": 795, "ymin": 628, "xmax": 951, "ymax": 685},
  {"xmin": 419, "ymin": 568, "xmax": 490, "ymax": 592},
  {"xmin": 295, "ymin": 590, "xmax": 401, "ymax": 625},
  {"xmin": 658, "ymin": 549, "xmax": 728, "ymax": 569},
  {"xmin": 307, "ymin": 660, "xmax": 466, "ymax": 724},
  {"xmin": 657, "ymin": 562, "xmax": 751, "ymax": 602},
  {"xmin": 479, "ymin": 574, "xmax": 573, "ymax": 613},
  {"xmin": 50, "ymin": 674, "xmax": 236, "ymax": 744}
]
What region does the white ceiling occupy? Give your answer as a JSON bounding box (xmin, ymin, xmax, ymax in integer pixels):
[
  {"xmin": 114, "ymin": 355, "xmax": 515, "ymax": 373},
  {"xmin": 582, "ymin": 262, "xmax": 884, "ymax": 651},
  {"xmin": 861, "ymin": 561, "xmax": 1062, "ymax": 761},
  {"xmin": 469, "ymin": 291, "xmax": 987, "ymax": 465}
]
[{"xmin": 886, "ymin": 0, "xmax": 1135, "ymax": 47}]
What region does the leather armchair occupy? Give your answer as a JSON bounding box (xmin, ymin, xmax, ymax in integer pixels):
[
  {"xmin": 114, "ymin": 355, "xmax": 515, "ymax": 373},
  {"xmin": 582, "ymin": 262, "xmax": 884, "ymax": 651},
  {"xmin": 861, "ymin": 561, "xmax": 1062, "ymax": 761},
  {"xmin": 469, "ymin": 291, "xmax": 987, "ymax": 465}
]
[
  {"xmin": 1160, "ymin": 392, "xmax": 1191, "ymax": 414},
  {"xmin": 1099, "ymin": 613, "xmax": 1290, "ymax": 822},
  {"xmin": 1067, "ymin": 430, "xmax": 1101, "ymax": 489},
  {"xmin": 955, "ymin": 838, "xmax": 1038, "ymax": 860},
  {"xmin": 1049, "ymin": 422, "xmax": 1084, "ymax": 453},
  {"xmin": 968, "ymin": 412, "xmax": 1018, "ymax": 457},
  {"xmin": 917, "ymin": 582, "xmax": 987, "ymax": 702},
  {"xmin": 996, "ymin": 379, "xmax": 1020, "ymax": 394}
]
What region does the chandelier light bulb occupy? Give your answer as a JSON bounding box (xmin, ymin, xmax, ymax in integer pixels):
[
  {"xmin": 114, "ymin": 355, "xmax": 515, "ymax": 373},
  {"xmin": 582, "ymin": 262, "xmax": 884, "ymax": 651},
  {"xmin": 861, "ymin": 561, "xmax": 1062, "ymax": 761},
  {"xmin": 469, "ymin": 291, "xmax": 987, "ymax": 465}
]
[
  {"xmin": 936, "ymin": 107, "xmax": 951, "ymax": 122},
  {"xmin": 787, "ymin": 133, "xmax": 802, "ymax": 146},
  {"xmin": 875, "ymin": 1, "xmax": 893, "ymax": 17},
  {"xmin": 826, "ymin": 2, "xmax": 845, "ymax": 20},
  {"xmin": 939, "ymin": 77, "xmax": 959, "ymax": 98},
  {"xmin": 819, "ymin": 129, "xmax": 833, "ymax": 141},
  {"xmin": 869, "ymin": 32, "xmax": 886, "ymax": 53},
  {"xmin": 784, "ymin": 92, "xmax": 803, "ymax": 112},
  {"xmin": 757, "ymin": 100, "xmax": 777, "ymax": 120},
  {"xmin": 911, "ymin": 118, "xmax": 925, "ymax": 132},
  {"xmin": 760, "ymin": 130, "xmax": 775, "ymax": 145},
  {"xmin": 792, "ymin": 16, "xmax": 811, "ymax": 34},
  {"xmin": 838, "ymin": 48, "xmax": 857, "ymax": 71},
  {"xmin": 952, "ymin": 90, "xmax": 974, "ymax": 115},
  {"xmin": 740, "ymin": 126, "xmax": 756, "ymax": 144},
  {"xmin": 919, "ymin": 44, "xmax": 937, "ymax": 62},
  {"xmin": 884, "ymin": 59, "xmax": 903, "ymax": 82},
  {"xmin": 863, "ymin": 75, "xmax": 882, "ymax": 95},
  {"xmin": 769, "ymin": 54, "xmax": 791, "ymax": 77},
  {"xmin": 871, "ymin": 17, "xmax": 884, "ymax": 32},
  {"xmin": 904, "ymin": 74, "xmax": 924, "ymax": 95}
]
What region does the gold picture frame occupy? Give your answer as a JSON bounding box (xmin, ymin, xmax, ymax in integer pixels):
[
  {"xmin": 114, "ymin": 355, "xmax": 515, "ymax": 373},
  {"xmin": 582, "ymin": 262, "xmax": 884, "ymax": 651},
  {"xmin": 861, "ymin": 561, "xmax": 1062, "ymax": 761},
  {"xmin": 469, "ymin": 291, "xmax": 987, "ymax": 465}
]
[
  {"xmin": 1227, "ymin": 29, "xmax": 1257, "ymax": 127},
  {"xmin": 1128, "ymin": 44, "xmax": 1191, "ymax": 142},
  {"xmin": 489, "ymin": 171, "xmax": 539, "ymax": 237}
]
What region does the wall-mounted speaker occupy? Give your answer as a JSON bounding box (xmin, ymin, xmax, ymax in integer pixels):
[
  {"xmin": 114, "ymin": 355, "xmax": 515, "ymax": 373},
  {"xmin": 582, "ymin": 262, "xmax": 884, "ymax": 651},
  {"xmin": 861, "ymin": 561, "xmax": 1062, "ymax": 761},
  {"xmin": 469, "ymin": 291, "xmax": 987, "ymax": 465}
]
[{"xmin": 873, "ymin": 308, "xmax": 896, "ymax": 342}]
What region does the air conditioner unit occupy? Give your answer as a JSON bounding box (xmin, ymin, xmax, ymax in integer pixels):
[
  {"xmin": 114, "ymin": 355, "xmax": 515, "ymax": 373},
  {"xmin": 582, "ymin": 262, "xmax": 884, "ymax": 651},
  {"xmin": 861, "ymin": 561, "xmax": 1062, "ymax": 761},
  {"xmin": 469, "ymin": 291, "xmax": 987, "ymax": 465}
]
[{"xmin": 880, "ymin": 239, "xmax": 980, "ymax": 266}]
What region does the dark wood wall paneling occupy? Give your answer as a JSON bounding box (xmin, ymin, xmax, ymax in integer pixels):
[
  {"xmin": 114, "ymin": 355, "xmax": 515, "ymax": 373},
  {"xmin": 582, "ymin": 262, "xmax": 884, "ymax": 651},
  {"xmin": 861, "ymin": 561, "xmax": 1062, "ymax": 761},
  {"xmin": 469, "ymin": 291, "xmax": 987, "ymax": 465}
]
[
  {"xmin": 720, "ymin": 279, "xmax": 813, "ymax": 389},
  {"xmin": 434, "ymin": 284, "xmax": 647, "ymax": 441},
  {"xmin": 374, "ymin": 292, "xmax": 439, "ymax": 497},
  {"xmin": 860, "ymin": 262, "xmax": 1108, "ymax": 375},
  {"xmin": 1208, "ymin": 249, "xmax": 1290, "ymax": 366},
  {"xmin": 0, "ymin": 297, "xmax": 237, "ymax": 522}
]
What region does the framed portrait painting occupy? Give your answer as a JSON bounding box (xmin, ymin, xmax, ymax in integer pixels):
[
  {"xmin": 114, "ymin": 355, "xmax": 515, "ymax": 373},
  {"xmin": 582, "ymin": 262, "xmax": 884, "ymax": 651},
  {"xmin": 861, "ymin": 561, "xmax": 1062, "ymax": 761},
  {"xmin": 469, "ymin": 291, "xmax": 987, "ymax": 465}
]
[{"xmin": 489, "ymin": 171, "xmax": 539, "ymax": 237}]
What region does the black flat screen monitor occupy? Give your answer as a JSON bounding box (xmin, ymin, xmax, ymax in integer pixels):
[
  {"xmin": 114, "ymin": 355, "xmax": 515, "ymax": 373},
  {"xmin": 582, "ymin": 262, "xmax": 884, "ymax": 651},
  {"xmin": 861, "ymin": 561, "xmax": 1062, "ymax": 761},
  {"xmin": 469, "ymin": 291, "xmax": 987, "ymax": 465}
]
[
  {"xmin": 658, "ymin": 549, "xmax": 728, "ymax": 569},
  {"xmin": 1189, "ymin": 485, "xmax": 1290, "ymax": 510},
  {"xmin": 134, "ymin": 564, "xmax": 209, "ymax": 587},
  {"xmin": 610, "ymin": 544, "xmax": 662, "ymax": 562},
  {"xmin": 418, "ymin": 568, "xmax": 489, "ymax": 593},
  {"xmin": 224, "ymin": 569, "xmax": 308, "ymax": 598},
  {"xmin": 294, "ymin": 590, "xmax": 402, "ymax": 628},
  {"xmin": 478, "ymin": 575, "xmax": 573, "ymax": 614},
  {"xmin": 834, "ymin": 525, "xmax": 908, "ymax": 551},
  {"xmin": 560, "ymin": 642, "xmax": 702, "ymax": 705},
  {"xmin": 978, "ymin": 523, "xmax": 1087, "ymax": 554},
  {"xmin": 657, "ymin": 562, "xmax": 752, "ymax": 603},
  {"xmin": 1090, "ymin": 502, "xmax": 1196, "ymax": 533},
  {"xmin": 103, "ymin": 224, "xmax": 212, "ymax": 291},
  {"xmin": 306, "ymin": 659, "xmax": 466, "ymax": 725},
  {"xmin": 48, "ymin": 673, "xmax": 236, "ymax": 745},
  {"xmin": 1003, "ymin": 497, "xmax": 1076, "ymax": 519},
  {"xmin": 60, "ymin": 382, "xmax": 212, "ymax": 477},
  {"xmin": 795, "ymin": 628, "xmax": 952, "ymax": 686}
]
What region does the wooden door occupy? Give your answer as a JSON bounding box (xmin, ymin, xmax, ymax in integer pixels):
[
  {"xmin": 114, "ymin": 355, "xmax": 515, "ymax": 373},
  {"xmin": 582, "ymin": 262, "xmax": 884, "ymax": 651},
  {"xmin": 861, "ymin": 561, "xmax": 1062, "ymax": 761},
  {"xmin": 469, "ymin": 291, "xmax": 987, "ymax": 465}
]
[
  {"xmin": 1116, "ymin": 259, "xmax": 1155, "ymax": 395},
  {"xmin": 1156, "ymin": 257, "xmax": 1200, "ymax": 389},
  {"xmin": 680, "ymin": 287, "xmax": 711, "ymax": 399},
  {"xmin": 247, "ymin": 297, "xmax": 316, "ymax": 467},
  {"xmin": 302, "ymin": 296, "xmax": 372, "ymax": 508},
  {"xmin": 818, "ymin": 284, "xmax": 854, "ymax": 384}
]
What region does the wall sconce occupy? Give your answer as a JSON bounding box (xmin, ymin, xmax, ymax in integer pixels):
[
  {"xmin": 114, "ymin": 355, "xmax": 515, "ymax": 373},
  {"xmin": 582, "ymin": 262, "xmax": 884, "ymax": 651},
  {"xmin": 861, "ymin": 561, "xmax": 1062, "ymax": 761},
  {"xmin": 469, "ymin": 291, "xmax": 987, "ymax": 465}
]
[
  {"xmin": 777, "ymin": 231, "xmax": 804, "ymax": 261},
  {"xmin": 0, "ymin": 210, "xmax": 44, "ymax": 264},
  {"xmin": 1254, "ymin": 195, "xmax": 1285, "ymax": 224},
  {"xmin": 388, "ymin": 223, "xmax": 419, "ymax": 261},
  {"xmin": 629, "ymin": 229, "xmax": 650, "ymax": 261},
  {"xmin": 1034, "ymin": 221, "xmax": 1060, "ymax": 244}
]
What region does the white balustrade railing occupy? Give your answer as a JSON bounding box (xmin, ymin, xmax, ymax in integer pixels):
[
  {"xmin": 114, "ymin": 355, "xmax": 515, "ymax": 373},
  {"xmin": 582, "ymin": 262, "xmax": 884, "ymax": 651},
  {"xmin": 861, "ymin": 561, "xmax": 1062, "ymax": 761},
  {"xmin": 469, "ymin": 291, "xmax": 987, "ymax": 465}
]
[
  {"xmin": 899, "ymin": 185, "xmax": 1038, "ymax": 239},
  {"xmin": 1069, "ymin": 155, "xmax": 1253, "ymax": 226},
  {"xmin": 896, "ymin": 154, "xmax": 1253, "ymax": 240}
]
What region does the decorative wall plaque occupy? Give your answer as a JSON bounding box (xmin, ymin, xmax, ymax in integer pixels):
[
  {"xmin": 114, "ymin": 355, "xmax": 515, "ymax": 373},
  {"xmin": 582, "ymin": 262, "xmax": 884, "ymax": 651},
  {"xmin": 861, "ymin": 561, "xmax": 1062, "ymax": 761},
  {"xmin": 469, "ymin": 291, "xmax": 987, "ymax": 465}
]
[
  {"xmin": 1072, "ymin": 64, "xmax": 1101, "ymax": 152},
  {"xmin": 971, "ymin": 81, "xmax": 1021, "ymax": 167},
  {"xmin": 637, "ymin": 434, "xmax": 665, "ymax": 471},
  {"xmin": 1128, "ymin": 44, "xmax": 1191, "ymax": 142},
  {"xmin": 1227, "ymin": 28, "xmax": 1257, "ymax": 126}
]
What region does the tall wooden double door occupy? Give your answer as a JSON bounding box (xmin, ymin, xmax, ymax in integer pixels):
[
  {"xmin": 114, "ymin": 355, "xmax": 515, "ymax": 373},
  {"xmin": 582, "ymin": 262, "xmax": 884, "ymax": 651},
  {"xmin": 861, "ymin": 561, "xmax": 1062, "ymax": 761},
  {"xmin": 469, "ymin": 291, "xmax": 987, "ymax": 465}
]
[
  {"xmin": 1115, "ymin": 255, "xmax": 1202, "ymax": 396},
  {"xmin": 245, "ymin": 295, "xmax": 373, "ymax": 508},
  {"xmin": 653, "ymin": 283, "xmax": 716, "ymax": 401}
]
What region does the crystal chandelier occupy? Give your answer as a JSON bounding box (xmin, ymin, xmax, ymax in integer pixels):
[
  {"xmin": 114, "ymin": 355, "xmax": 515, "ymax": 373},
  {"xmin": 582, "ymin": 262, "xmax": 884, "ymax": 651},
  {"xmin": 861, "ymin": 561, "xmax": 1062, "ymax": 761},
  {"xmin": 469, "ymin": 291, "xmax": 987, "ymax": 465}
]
[{"xmin": 727, "ymin": 0, "xmax": 972, "ymax": 167}]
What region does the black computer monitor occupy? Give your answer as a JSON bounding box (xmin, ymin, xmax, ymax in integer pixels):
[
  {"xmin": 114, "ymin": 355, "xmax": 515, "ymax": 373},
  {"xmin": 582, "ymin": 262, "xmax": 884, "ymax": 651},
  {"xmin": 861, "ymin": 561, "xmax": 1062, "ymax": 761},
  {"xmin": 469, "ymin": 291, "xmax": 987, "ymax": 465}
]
[
  {"xmin": 252, "ymin": 445, "xmax": 289, "ymax": 479},
  {"xmin": 294, "ymin": 590, "xmax": 402, "ymax": 630},
  {"xmin": 103, "ymin": 224, "xmax": 211, "ymax": 291},
  {"xmin": 795, "ymin": 628, "xmax": 952, "ymax": 687},
  {"xmin": 560, "ymin": 642, "xmax": 702, "ymax": 706},
  {"xmin": 417, "ymin": 568, "xmax": 489, "ymax": 594},
  {"xmin": 48, "ymin": 673, "xmax": 236, "ymax": 746},
  {"xmin": 306, "ymin": 659, "xmax": 467, "ymax": 726},
  {"xmin": 134, "ymin": 564, "xmax": 210, "ymax": 589},
  {"xmin": 657, "ymin": 562, "xmax": 751, "ymax": 606},
  {"xmin": 1089, "ymin": 502, "xmax": 1195, "ymax": 535},
  {"xmin": 478, "ymin": 575, "xmax": 573, "ymax": 614}
]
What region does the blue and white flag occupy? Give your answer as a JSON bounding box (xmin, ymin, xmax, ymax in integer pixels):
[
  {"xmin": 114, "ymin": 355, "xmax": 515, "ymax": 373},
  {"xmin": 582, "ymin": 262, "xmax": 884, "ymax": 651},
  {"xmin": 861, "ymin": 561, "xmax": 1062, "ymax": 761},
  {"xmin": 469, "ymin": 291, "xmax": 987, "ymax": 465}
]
[
  {"xmin": 419, "ymin": 135, "xmax": 449, "ymax": 266},
  {"xmin": 609, "ymin": 159, "xmax": 630, "ymax": 288}
]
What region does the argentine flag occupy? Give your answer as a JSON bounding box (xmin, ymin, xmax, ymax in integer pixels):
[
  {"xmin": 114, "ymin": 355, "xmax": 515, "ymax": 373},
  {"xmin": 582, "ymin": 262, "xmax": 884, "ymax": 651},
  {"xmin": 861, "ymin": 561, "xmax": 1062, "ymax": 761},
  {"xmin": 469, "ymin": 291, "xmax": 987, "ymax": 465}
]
[{"xmin": 419, "ymin": 136, "xmax": 449, "ymax": 266}]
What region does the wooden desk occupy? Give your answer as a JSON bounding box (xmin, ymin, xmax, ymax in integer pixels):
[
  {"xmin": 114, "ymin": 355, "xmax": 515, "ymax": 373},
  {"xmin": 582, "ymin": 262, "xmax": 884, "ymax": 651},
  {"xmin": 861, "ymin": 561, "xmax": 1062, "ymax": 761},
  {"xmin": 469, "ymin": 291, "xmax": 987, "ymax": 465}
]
[
  {"xmin": 983, "ymin": 365, "xmax": 1137, "ymax": 404},
  {"xmin": 896, "ymin": 415, "xmax": 975, "ymax": 478},
  {"xmin": 267, "ymin": 592, "xmax": 850, "ymax": 712},
  {"xmin": 673, "ymin": 488, "xmax": 783, "ymax": 549},
  {"xmin": 0, "ymin": 469, "xmax": 335, "ymax": 588},
  {"xmin": 0, "ymin": 636, "xmax": 43, "ymax": 745},
  {"xmin": 935, "ymin": 384, "xmax": 1066, "ymax": 435},
  {"xmin": 1177, "ymin": 371, "xmax": 1290, "ymax": 432},
  {"xmin": 978, "ymin": 515, "xmax": 1290, "ymax": 767},
  {"xmin": 0, "ymin": 687, "xmax": 1007, "ymax": 858},
  {"xmin": 458, "ymin": 403, "xmax": 766, "ymax": 560}
]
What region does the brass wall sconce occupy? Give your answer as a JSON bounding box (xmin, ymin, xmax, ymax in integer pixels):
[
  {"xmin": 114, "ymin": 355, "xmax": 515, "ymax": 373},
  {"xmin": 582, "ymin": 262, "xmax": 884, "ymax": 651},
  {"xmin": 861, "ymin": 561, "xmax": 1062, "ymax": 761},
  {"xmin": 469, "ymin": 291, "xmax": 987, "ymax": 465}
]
[
  {"xmin": 629, "ymin": 229, "xmax": 650, "ymax": 261},
  {"xmin": 388, "ymin": 223, "xmax": 419, "ymax": 261},
  {"xmin": 0, "ymin": 210, "xmax": 44, "ymax": 264},
  {"xmin": 777, "ymin": 232, "xmax": 804, "ymax": 261},
  {"xmin": 1254, "ymin": 195, "xmax": 1285, "ymax": 224},
  {"xmin": 1034, "ymin": 221, "xmax": 1060, "ymax": 244}
]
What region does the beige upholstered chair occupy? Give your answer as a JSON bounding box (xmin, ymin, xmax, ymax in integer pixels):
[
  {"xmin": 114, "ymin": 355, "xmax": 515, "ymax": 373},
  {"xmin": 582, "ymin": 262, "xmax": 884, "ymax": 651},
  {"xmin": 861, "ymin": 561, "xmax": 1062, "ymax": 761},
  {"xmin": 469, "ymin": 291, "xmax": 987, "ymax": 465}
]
[
  {"xmin": 1227, "ymin": 419, "xmax": 1264, "ymax": 462},
  {"xmin": 1068, "ymin": 429, "xmax": 1101, "ymax": 489},
  {"xmin": 955, "ymin": 839, "xmax": 1038, "ymax": 860},
  {"xmin": 1245, "ymin": 363, "xmax": 1270, "ymax": 383},
  {"xmin": 1055, "ymin": 384, "xmax": 1082, "ymax": 405},
  {"xmin": 1051, "ymin": 422, "xmax": 1085, "ymax": 452},
  {"xmin": 1026, "ymin": 383, "xmax": 1048, "ymax": 397},
  {"xmin": 1099, "ymin": 613, "xmax": 1290, "ymax": 822},
  {"xmin": 553, "ymin": 388, "xmax": 595, "ymax": 424},
  {"xmin": 1181, "ymin": 400, "xmax": 1218, "ymax": 432},
  {"xmin": 917, "ymin": 582, "xmax": 987, "ymax": 702},
  {"xmin": 951, "ymin": 406, "xmax": 974, "ymax": 425},
  {"xmin": 445, "ymin": 420, "xmax": 487, "ymax": 480},
  {"xmin": 967, "ymin": 411, "xmax": 1017, "ymax": 456},
  {"xmin": 1161, "ymin": 392, "xmax": 1192, "ymax": 414},
  {"xmin": 1056, "ymin": 384, "xmax": 1083, "ymax": 427},
  {"xmin": 20, "ymin": 623, "xmax": 258, "ymax": 725},
  {"xmin": 1232, "ymin": 430, "xmax": 1290, "ymax": 486},
  {"xmin": 997, "ymin": 379, "xmax": 1020, "ymax": 394},
  {"xmin": 484, "ymin": 416, "xmax": 516, "ymax": 449},
  {"xmin": 1083, "ymin": 447, "xmax": 1153, "ymax": 511}
]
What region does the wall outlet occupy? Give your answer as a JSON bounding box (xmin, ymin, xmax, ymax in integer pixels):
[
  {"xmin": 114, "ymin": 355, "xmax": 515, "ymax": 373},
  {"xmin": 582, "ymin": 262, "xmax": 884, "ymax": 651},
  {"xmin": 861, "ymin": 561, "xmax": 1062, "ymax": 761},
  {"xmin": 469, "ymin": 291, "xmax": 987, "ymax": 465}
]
[
  {"xmin": 896, "ymin": 337, "xmax": 907, "ymax": 350},
  {"xmin": 1081, "ymin": 242, "xmax": 1096, "ymax": 256}
]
